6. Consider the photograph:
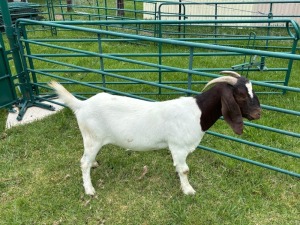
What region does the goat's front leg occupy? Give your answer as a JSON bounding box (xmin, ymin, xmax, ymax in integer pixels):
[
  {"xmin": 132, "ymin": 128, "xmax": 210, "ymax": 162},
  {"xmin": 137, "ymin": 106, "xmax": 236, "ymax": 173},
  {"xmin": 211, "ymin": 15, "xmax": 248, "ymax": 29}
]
[{"xmin": 170, "ymin": 148, "xmax": 196, "ymax": 195}]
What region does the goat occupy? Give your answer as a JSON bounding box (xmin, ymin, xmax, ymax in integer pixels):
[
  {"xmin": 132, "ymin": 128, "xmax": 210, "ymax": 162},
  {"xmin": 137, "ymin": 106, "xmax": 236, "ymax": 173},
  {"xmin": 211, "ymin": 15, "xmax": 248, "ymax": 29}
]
[{"xmin": 48, "ymin": 71, "xmax": 261, "ymax": 195}]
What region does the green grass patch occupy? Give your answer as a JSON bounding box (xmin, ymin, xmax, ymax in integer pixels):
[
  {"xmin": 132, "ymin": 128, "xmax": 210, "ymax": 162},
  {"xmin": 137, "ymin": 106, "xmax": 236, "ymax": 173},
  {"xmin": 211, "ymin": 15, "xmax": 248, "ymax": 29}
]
[{"xmin": 0, "ymin": 109, "xmax": 299, "ymax": 224}]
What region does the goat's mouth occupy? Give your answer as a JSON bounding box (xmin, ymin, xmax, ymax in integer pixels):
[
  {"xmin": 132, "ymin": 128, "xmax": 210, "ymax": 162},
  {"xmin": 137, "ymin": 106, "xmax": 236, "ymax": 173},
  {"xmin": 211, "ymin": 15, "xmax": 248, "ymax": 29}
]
[
  {"xmin": 246, "ymin": 110, "xmax": 261, "ymax": 120},
  {"xmin": 247, "ymin": 115, "xmax": 256, "ymax": 121}
]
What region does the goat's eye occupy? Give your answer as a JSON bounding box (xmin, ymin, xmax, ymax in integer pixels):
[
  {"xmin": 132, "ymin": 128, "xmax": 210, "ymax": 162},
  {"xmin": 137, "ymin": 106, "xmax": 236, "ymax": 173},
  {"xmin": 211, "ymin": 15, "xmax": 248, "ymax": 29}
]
[
  {"xmin": 236, "ymin": 96, "xmax": 248, "ymax": 104},
  {"xmin": 235, "ymin": 94, "xmax": 247, "ymax": 102}
]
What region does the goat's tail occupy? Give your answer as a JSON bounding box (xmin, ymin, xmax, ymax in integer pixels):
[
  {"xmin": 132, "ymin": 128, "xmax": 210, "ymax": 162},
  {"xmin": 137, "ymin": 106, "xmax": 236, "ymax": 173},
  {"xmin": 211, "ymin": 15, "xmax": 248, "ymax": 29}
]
[{"xmin": 48, "ymin": 81, "xmax": 82, "ymax": 111}]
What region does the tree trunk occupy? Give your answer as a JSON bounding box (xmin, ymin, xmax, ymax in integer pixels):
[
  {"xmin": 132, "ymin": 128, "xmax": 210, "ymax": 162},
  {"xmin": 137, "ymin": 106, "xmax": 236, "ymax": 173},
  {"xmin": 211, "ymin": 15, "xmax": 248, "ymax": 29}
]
[
  {"xmin": 116, "ymin": 0, "xmax": 125, "ymax": 17},
  {"xmin": 67, "ymin": 0, "xmax": 73, "ymax": 12}
]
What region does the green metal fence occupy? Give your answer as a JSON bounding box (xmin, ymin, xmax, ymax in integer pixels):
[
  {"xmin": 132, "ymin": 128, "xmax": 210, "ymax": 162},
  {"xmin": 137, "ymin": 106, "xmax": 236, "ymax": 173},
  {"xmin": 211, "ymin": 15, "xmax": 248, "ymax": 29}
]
[
  {"xmin": 17, "ymin": 19, "xmax": 300, "ymax": 94},
  {"xmin": 10, "ymin": 18, "xmax": 300, "ymax": 178}
]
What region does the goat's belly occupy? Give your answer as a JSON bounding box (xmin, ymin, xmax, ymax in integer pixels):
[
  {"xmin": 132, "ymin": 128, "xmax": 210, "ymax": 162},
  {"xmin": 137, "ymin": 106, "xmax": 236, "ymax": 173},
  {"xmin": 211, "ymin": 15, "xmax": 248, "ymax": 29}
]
[{"xmin": 110, "ymin": 137, "xmax": 169, "ymax": 151}]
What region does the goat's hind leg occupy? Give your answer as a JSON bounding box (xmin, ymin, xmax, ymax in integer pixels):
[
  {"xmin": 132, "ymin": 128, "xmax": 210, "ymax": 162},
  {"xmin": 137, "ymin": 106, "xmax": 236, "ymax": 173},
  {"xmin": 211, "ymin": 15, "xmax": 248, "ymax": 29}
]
[
  {"xmin": 81, "ymin": 137, "xmax": 103, "ymax": 195},
  {"xmin": 170, "ymin": 148, "xmax": 196, "ymax": 195}
]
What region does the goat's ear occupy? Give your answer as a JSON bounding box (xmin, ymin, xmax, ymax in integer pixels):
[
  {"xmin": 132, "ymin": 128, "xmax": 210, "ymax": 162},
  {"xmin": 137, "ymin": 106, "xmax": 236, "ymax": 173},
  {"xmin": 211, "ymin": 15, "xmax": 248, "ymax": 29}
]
[{"xmin": 221, "ymin": 89, "xmax": 244, "ymax": 135}]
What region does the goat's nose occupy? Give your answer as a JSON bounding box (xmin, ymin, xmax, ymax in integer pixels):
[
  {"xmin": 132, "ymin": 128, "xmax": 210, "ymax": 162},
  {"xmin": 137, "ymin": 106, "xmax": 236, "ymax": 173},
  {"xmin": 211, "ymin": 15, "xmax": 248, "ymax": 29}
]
[{"xmin": 256, "ymin": 110, "xmax": 261, "ymax": 118}]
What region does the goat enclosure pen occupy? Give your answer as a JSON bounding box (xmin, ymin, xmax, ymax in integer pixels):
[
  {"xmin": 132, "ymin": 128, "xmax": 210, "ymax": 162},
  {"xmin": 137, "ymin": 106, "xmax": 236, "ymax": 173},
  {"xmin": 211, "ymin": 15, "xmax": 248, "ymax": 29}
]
[{"xmin": 0, "ymin": 1, "xmax": 300, "ymax": 224}]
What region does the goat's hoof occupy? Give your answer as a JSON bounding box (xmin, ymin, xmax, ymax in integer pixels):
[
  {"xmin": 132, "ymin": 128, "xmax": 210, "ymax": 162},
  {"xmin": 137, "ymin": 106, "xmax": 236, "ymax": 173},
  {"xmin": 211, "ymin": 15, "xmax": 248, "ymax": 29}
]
[
  {"xmin": 182, "ymin": 186, "xmax": 196, "ymax": 195},
  {"xmin": 92, "ymin": 161, "xmax": 99, "ymax": 168},
  {"xmin": 85, "ymin": 187, "xmax": 96, "ymax": 196}
]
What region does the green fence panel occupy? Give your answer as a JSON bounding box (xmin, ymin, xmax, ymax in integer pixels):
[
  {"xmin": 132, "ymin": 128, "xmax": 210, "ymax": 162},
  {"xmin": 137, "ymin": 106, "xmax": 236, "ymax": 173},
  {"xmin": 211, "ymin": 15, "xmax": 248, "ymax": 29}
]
[
  {"xmin": 13, "ymin": 19, "xmax": 300, "ymax": 178},
  {"xmin": 16, "ymin": 19, "xmax": 300, "ymax": 94}
]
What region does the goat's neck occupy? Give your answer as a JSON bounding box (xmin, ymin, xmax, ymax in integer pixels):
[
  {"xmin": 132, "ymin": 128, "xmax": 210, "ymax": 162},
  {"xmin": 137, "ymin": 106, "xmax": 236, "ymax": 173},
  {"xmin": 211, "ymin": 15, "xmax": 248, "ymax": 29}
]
[{"xmin": 195, "ymin": 86, "xmax": 223, "ymax": 131}]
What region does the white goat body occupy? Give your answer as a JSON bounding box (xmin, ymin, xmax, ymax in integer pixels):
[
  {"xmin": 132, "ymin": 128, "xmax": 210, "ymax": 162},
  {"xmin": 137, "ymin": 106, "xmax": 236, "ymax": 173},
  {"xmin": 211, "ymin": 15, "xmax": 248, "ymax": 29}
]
[
  {"xmin": 50, "ymin": 81, "xmax": 204, "ymax": 195},
  {"xmin": 77, "ymin": 93, "xmax": 203, "ymax": 152},
  {"xmin": 49, "ymin": 73, "xmax": 261, "ymax": 195}
]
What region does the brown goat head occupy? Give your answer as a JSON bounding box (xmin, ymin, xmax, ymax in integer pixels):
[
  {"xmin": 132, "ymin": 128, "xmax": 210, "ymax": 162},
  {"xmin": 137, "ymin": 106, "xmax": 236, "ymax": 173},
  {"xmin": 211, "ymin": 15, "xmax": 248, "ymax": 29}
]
[
  {"xmin": 221, "ymin": 76, "xmax": 261, "ymax": 134},
  {"xmin": 197, "ymin": 71, "xmax": 261, "ymax": 135}
]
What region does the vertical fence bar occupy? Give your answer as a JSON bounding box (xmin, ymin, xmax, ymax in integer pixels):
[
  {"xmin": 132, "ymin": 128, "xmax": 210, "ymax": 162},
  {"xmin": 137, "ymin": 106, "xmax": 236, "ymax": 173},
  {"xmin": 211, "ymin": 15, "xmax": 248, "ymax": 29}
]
[
  {"xmin": 18, "ymin": 23, "xmax": 40, "ymax": 96},
  {"xmin": 104, "ymin": 0, "xmax": 108, "ymax": 21},
  {"xmin": 133, "ymin": 0, "xmax": 137, "ymax": 20},
  {"xmin": 214, "ymin": 3, "xmax": 218, "ymax": 45},
  {"xmin": 97, "ymin": 33, "xmax": 106, "ymax": 88},
  {"xmin": 283, "ymin": 38, "xmax": 298, "ymax": 94},
  {"xmin": 47, "ymin": 0, "xmax": 57, "ymax": 35},
  {"xmin": 96, "ymin": 0, "xmax": 100, "ymax": 20},
  {"xmin": 187, "ymin": 47, "xmax": 194, "ymax": 95},
  {"xmin": 178, "ymin": 1, "xmax": 182, "ymax": 37},
  {"xmin": 104, "ymin": 0, "xmax": 109, "ymax": 33},
  {"xmin": 58, "ymin": 0, "xmax": 65, "ymax": 21},
  {"xmin": 95, "ymin": 0, "xmax": 102, "ymax": 30},
  {"xmin": 266, "ymin": 2, "xmax": 273, "ymax": 49},
  {"xmin": 158, "ymin": 45, "xmax": 162, "ymax": 95},
  {"xmin": 133, "ymin": 0, "xmax": 139, "ymax": 35}
]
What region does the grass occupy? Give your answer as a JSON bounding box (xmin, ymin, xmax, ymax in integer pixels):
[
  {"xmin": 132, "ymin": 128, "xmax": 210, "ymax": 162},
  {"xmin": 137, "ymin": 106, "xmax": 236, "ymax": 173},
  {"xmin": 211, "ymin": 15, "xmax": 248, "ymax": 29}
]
[
  {"xmin": 0, "ymin": 108, "xmax": 299, "ymax": 225},
  {"xmin": 1, "ymin": 22, "xmax": 300, "ymax": 224}
]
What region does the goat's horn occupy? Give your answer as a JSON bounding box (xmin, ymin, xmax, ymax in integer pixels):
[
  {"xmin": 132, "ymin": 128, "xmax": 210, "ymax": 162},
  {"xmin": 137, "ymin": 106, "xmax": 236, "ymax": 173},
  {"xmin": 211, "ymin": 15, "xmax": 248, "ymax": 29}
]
[
  {"xmin": 220, "ymin": 71, "xmax": 241, "ymax": 78},
  {"xmin": 202, "ymin": 76, "xmax": 238, "ymax": 92}
]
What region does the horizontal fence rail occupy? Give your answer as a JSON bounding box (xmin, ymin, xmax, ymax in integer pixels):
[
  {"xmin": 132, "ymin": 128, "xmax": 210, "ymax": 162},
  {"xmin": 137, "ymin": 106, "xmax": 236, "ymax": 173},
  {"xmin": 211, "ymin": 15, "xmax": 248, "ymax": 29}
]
[{"xmin": 14, "ymin": 19, "xmax": 300, "ymax": 178}]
